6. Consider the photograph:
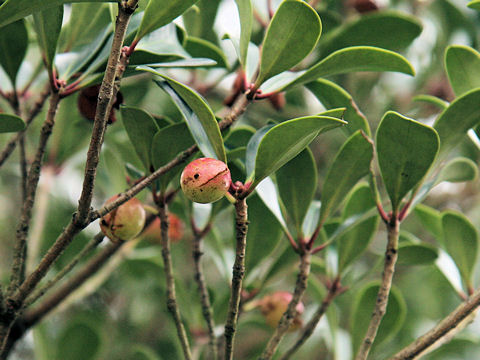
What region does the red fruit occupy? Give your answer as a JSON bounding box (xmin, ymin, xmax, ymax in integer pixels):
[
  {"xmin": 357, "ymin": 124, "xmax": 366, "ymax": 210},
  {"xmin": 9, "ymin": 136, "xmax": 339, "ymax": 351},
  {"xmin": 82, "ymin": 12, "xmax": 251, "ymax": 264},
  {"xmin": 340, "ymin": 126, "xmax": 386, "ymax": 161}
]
[
  {"xmin": 77, "ymin": 85, "xmax": 123, "ymax": 124},
  {"xmin": 100, "ymin": 195, "xmax": 146, "ymax": 242},
  {"xmin": 142, "ymin": 214, "xmax": 184, "ymax": 243},
  {"xmin": 259, "ymin": 291, "xmax": 304, "ymax": 331},
  {"xmin": 180, "ymin": 158, "xmax": 231, "ymax": 204}
]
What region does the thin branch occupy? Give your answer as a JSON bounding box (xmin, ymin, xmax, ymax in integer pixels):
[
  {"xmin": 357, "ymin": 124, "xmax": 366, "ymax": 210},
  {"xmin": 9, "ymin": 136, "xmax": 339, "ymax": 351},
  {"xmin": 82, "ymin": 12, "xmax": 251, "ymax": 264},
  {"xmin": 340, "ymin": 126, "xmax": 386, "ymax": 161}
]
[
  {"xmin": 19, "ymin": 137, "xmax": 27, "ymax": 202},
  {"xmin": 8, "ymin": 90, "xmax": 60, "ymax": 295},
  {"xmin": 355, "ymin": 217, "xmax": 400, "ymax": 360},
  {"xmin": 259, "ymin": 251, "xmax": 312, "ymax": 360},
  {"xmin": 0, "ymin": 85, "xmax": 50, "ymax": 169},
  {"xmin": 157, "ymin": 201, "xmax": 192, "ymax": 360},
  {"xmin": 391, "ymin": 287, "xmax": 480, "ymax": 359},
  {"xmin": 224, "ymin": 198, "xmax": 249, "ymax": 360},
  {"xmin": 280, "ymin": 277, "xmax": 342, "ymax": 360},
  {"xmin": 21, "ymin": 240, "xmax": 124, "ymax": 328},
  {"xmin": 23, "ymin": 233, "xmax": 105, "ymax": 308},
  {"xmin": 192, "ymin": 223, "xmax": 218, "ymax": 360}
]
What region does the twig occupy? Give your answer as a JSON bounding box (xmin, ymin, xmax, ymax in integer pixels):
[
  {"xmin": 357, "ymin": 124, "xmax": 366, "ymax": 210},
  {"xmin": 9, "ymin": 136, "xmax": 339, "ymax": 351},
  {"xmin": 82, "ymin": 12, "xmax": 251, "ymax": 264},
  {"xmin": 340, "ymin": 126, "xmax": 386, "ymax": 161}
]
[
  {"xmin": 23, "ymin": 233, "xmax": 105, "ymax": 308},
  {"xmin": 0, "ymin": 85, "xmax": 50, "ymax": 168},
  {"xmin": 8, "ymin": 90, "xmax": 60, "ymax": 295},
  {"xmin": 19, "ymin": 137, "xmax": 27, "ymax": 202},
  {"xmin": 259, "ymin": 251, "xmax": 312, "ymax": 360},
  {"xmin": 157, "ymin": 200, "xmax": 192, "ymax": 360},
  {"xmin": 355, "ymin": 217, "xmax": 400, "ymax": 360},
  {"xmin": 391, "ymin": 287, "xmax": 480, "ymax": 359},
  {"xmin": 192, "ymin": 223, "xmax": 218, "ymax": 360},
  {"xmin": 280, "ymin": 277, "xmax": 342, "ymax": 360},
  {"xmin": 224, "ymin": 198, "xmax": 249, "ymax": 360},
  {"xmin": 21, "ymin": 240, "xmax": 123, "ymax": 328}
]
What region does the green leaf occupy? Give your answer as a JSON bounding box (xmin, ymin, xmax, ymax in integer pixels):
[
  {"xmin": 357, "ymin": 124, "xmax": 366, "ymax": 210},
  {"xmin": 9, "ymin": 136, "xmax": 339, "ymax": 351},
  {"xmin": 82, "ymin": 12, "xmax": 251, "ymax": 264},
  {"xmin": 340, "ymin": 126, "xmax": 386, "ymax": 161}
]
[
  {"xmin": 442, "ymin": 211, "xmax": 478, "ymax": 288},
  {"xmin": 245, "ymin": 194, "xmax": 283, "ymax": 273},
  {"xmin": 56, "ymin": 321, "xmax": 102, "ymax": 360},
  {"xmin": 376, "ymin": 111, "xmax": 439, "ymax": 211},
  {"xmin": 151, "ymin": 123, "xmax": 195, "ymax": 191},
  {"xmin": 319, "ymin": 131, "xmax": 373, "ymax": 225},
  {"xmin": 0, "ymin": 19, "xmax": 28, "ymax": 87},
  {"xmin": 351, "ymin": 282, "xmax": 406, "ymax": 353},
  {"xmin": 282, "ymin": 46, "xmax": 415, "ymax": 91},
  {"xmin": 0, "ymin": 0, "xmax": 114, "ymax": 28},
  {"xmin": 184, "ymin": 36, "xmax": 227, "ymax": 68},
  {"xmin": 414, "ymin": 204, "xmax": 442, "ymax": 241},
  {"xmin": 397, "ymin": 243, "xmax": 439, "ymax": 266},
  {"xmin": 468, "ymin": 0, "xmax": 480, "ymax": 10},
  {"xmin": 438, "ymin": 157, "xmax": 478, "ymax": 183},
  {"xmin": 183, "ymin": 0, "xmax": 221, "ymax": 44},
  {"xmin": 302, "ymin": 201, "xmax": 321, "ymax": 239},
  {"xmin": 0, "ymin": 113, "xmax": 25, "ymax": 133},
  {"xmin": 445, "ymin": 45, "xmax": 480, "ymax": 97},
  {"xmin": 33, "ymin": 6, "xmax": 63, "ymax": 72},
  {"xmin": 255, "ymin": 177, "xmax": 288, "ymax": 233},
  {"xmin": 255, "ymin": 0, "xmax": 321, "ymax": 86},
  {"xmin": 276, "ymin": 148, "xmax": 317, "ymax": 233},
  {"xmin": 434, "ymin": 88, "xmax": 480, "ymax": 154},
  {"xmin": 138, "ymin": 68, "xmax": 225, "ymax": 162},
  {"xmin": 251, "ymin": 115, "xmax": 346, "ymax": 187},
  {"xmin": 318, "ymin": 10, "xmax": 422, "ymax": 57},
  {"xmin": 306, "ymin": 79, "xmax": 371, "ymax": 136},
  {"xmin": 142, "ymin": 58, "xmax": 217, "ymax": 68},
  {"xmin": 135, "ymin": 0, "xmax": 198, "ymax": 42},
  {"xmin": 337, "ymin": 184, "xmax": 379, "ymax": 273},
  {"xmin": 245, "ymin": 125, "xmax": 274, "ymax": 180},
  {"xmin": 120, "ymin": 106, "xmax": 160, "ymax": 171},
  {"xmin": 234, "ymin": 0, "xmax": 252, "ymax": 67},
  {"xmin": 412, "ymin": 95, "xmax": 449, "ymax": 110}
]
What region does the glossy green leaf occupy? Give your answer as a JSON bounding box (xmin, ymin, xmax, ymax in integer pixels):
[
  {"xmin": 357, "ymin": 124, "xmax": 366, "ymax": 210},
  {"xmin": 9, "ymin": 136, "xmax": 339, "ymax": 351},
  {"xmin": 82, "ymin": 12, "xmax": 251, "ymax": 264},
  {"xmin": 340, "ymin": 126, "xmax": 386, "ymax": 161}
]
[
  {"xmin": 224, "ymin": 126, "xmax": 255, "ymax": 150},
  {"xmin": 351, "ymin": 282, "xmax": 406, "ymax": 353},
  {"xmin": 442, "ymin": 211, "xmax": 478, "ymax": 288},
  {"xmin": 337, "ymin": 184, "xmax": 378, "ymax": 273},
  {"xmin": 282, "ymin": 46, "xmax": 415, "ymax": 91},
  {"xmin": 468, "ymin": 0, "xmax": 480, "ymax": 10},
  {"xmin": 251, "ymin": 115, "xmax": 346, "ymax": 187},
  {"xmin": 434, "ymin": 88, "xmax": 480, "ymax": 154},
  {"xmin": 56, "ymin": 322, "xmax": 102, "ymax": 360},
  {"xmin": 302, "ymin": 200, "xmax": 321, "ymax": 239},
  {"xmin": 306, "ymin": 79, "xmax": 371, "ymax": 136},
  {"xmin": 445, "ymin": 45, "xmax": 480, "ymax": 97},
  {"xmin": 245, "ymin": 125, "xmax": 274, "ymax": 180},
  {"xmin": 412, "ymin": 95, "xmax": 449, "ymax": 110},
  {"xmin": 255, "ymin": 0, "xmax": 321, "ymax": 86},
  {"xmin": 0, "ymin": 114, "xmax": 25, "ymax": 133},
  {"xmin": 276, "ymin": 148, "xmax": 317, "ymax": 232},
  {"xmin": 438, "ymin": 157, "xmax": 478, "ymax": 183},
  {"xmin": 319, "ymin": 10, "xmax": 422, "ymax": 57},
  {"xmin": 319, "ymin": 131, "xmax": 373, "ymax": 225},
  {"xmin": 33, "ymin": 6, "xmax": 63, "ymax": 72},
  {"xmin": 0, "ymin": 0, "xmax": 114, "ymax": 28},
  {"xmin": 138, "ymin": 68, "xmax": 225, "ymax": 162},
  {"xmin": 143, "ymin": 58, "xmax": 217, "ymax": 68},
  {"xmin": 245, "ymin": 194, "xmax": 283, "ymax": 273},
  {"xmin": 234, "ymin": 0, "xmax": 252, "ymax": 67},
  {"xmin": 414, "ymin": 204, "xmax": 442, "ymax": 241},
  {"xmin": 255, "ymin": 176, "xmax": 288, "ymax": 233},
  {"xmin": 120, "ymin": 106, "xmax": 160, "ymax": 172},
  {"xmin": 376, "ymin": 111, "xmax": 439, "ymax": 211},
  {"xmin": 184, "ymin": 36, "xmax": 227, "ymax": 68},
  {"xmin": 397, "ymin": 243, "xmax": 439, "ymax": 266},
  {"xmin": 0, "ymin": 19, "xmax": 28, "ymax": 87},
  {"xmin": 151, "ymin": 122, "xmax": 195, "ymax": 191},
  {"xmin": 183, "ymin": 0, "xmax": 221, "ymax": 44},
  {"xmin": 135, "ymin": 0, "xmax": 198, "ymax": 42}
]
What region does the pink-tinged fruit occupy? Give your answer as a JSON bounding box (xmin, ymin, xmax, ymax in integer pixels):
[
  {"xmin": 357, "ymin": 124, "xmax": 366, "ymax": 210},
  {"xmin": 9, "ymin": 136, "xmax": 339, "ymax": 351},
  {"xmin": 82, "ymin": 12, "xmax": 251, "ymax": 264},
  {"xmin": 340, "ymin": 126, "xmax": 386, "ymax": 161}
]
[
  {"xmin": 180, "ymin": 158, "xmax": 231, "ymax": 204},
  {"xmin": 259, "ymin": 291, "xmax": 304, "ymax": 331},
  {"xmin": 142, "ymin": 214, "xmax": 184, "ymax": 243},
  {"xmin": 100, "ymin": 195, "xmax": 146, "ymax": 242}
]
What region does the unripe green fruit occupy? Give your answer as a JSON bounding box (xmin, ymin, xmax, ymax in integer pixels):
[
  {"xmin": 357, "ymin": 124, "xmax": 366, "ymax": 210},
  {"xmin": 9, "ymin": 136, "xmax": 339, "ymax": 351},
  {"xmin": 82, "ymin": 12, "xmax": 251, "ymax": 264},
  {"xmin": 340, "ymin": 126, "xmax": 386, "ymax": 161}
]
[
  {"xmin": 259, "ymin": 291, "xmax": 304, "ymax": 331},
  {"xmin": 100, "ymin": 195, "xmax": 146, "ymax": 242},
  {"xmin": 180, "ymin": 158, "xmax": 231, "ymax": 204}
]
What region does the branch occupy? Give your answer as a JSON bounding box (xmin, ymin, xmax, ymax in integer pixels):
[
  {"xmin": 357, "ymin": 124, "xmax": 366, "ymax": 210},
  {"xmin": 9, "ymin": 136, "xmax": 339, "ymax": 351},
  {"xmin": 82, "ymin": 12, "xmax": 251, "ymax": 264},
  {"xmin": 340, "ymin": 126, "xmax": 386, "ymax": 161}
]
[
  {"xmin": 0, "ymin": 85, "xmax": 50, "ymax": 169},
  {"xmin": 224, "ymin": 198, "xmax": 248, "ymax": 360},
  {"xmin": 23, "ymin": 233, "xmax": 105, "ymax": 308},
  {"xmin": 157, "ymin": 201, "xmax": 192, "ymax": 360},
  {"xmin": 355, "ymin": 217, "xmax": 400, "ymax": 360},
  {"xmin": 259, "ymin": 251, "xmax": 312, "ymax": 360},
  {"xmin": 280, "ymin": 277, "xmax": 342, "ymax": 360},
  {"xmin": 192, "ymin": 223, "xmax": 218, "ymax": 360},
  {"xmin": 8, "ymin": 89, "xmax": 60, "ymax": 295},
  {"xmin": 391, "ymin": 288, "xmax": 480, "ymax": 359}
]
